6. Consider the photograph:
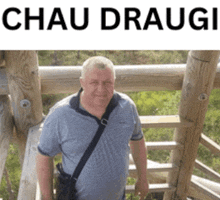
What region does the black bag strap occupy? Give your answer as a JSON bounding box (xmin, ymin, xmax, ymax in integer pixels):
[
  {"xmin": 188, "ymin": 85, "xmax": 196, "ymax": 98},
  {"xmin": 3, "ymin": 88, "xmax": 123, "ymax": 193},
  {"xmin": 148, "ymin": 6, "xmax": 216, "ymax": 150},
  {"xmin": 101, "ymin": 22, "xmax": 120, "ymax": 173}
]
[{"xmin": 70, "ymin": 95, "xmax": 119, "ymax": 183}]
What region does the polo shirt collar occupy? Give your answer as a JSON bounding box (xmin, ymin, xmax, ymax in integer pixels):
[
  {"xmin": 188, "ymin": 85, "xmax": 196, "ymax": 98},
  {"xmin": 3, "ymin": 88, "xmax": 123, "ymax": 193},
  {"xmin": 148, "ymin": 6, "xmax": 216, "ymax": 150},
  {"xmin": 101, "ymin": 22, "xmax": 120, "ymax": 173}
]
[{"xmin": 69, "ymin": 88, "xmax": 119, "ymax": 122}]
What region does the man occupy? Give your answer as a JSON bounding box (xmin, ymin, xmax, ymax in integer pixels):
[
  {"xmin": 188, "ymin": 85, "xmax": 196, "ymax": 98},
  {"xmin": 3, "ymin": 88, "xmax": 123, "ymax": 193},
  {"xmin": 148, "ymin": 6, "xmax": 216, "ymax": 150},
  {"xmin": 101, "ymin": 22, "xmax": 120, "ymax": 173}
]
[{"xmin": 36, "ymin": 56, "xmax": 149, "ymax": 200}]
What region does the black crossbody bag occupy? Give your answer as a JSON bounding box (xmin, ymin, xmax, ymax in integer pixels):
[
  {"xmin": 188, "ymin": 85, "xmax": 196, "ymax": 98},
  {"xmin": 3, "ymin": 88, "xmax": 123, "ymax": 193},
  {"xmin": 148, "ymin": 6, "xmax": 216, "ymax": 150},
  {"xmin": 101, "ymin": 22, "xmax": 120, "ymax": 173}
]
[{"xmin": 56, "ymin": 96, "xmax": 118, "ymax": 200}]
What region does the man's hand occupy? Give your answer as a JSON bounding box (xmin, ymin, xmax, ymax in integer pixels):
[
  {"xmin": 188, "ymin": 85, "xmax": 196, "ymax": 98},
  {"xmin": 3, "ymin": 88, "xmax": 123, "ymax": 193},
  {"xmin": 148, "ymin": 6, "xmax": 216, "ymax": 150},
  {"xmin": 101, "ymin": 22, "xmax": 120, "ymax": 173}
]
[{"xmin": 134, "ymin": 178, "xmax": 149, "ymax": 200}]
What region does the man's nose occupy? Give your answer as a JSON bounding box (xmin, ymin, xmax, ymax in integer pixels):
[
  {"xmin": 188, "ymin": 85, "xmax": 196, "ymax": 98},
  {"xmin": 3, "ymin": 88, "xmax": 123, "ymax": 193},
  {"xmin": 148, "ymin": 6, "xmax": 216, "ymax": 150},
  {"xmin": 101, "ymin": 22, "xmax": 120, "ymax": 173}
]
[{"xmin": 97, "ymin": 83, "xmax": 105, "ymax": 92}]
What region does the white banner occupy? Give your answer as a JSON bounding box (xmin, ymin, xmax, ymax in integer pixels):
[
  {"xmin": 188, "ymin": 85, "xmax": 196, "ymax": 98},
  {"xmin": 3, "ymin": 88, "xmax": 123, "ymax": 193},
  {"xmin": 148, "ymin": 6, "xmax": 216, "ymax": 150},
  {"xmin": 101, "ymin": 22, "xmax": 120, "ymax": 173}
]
[{"xmin": 1, "ymin": 0, "xmax": 220, "ymax": 49}]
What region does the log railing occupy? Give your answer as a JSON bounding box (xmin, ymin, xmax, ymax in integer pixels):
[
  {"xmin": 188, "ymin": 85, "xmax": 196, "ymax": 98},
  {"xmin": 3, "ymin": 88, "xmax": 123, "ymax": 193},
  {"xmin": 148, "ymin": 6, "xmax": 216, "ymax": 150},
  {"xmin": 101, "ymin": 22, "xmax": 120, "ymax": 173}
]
[
  {"xmin": 1, "ymin": 51, "xmax": 220, "ymax": 200},
  {"xmin": 1, "ymin": 64, "xmax": 220, "ymax": 95},
  {"xmin": 200, "ymin": 133, "xmax": 220, "ymax": 157}
]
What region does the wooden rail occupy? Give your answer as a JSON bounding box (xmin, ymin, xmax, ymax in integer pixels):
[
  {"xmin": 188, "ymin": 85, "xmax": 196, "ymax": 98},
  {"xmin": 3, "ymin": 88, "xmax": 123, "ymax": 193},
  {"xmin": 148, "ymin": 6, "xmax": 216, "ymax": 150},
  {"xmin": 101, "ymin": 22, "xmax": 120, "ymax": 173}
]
[
  {"xmin": 200, "ymin": 133, "xmax": 220, "ymax": 156},
  {"xmin": 129, "ymin": 163, "xmax": 178, "ymax": 174},
  {"xmin": 194, "ymin": 160, "xmax": 220, "ymax": 182},
  {"xmin": 34, "ymin": 65, "xmax": 186, "ymax": 94},
  {"xmin": 140, "ymin": 115, "xmax": 193, "ymax": 128},
  {"xmin": 17, "ymin": 122, "xmax": 43, "ymax": 200},
  {"xmin": 195, "ymin": 133, "xmax": 220, "ymax": 182},
  {"xmin": 126, "ymin": 183, "xmax": 176, "ymax": 194},
  {"xmin": 1, "ymin": 64, "xmax": 220, "ymax": 95},
  {"xmin": 191, "ymin": 175, "xmax": 220, "ymax": 196},
  {"xmin": 146, "ymin": 141, "xmax": 183, "ymax": 151},
  {"xmin": 191, "ymin": 179, "xmax": 220, "ymax": 200},
  {"xmin": 191, "ymin": 135, "xmax": 220, "ymax": 198}
]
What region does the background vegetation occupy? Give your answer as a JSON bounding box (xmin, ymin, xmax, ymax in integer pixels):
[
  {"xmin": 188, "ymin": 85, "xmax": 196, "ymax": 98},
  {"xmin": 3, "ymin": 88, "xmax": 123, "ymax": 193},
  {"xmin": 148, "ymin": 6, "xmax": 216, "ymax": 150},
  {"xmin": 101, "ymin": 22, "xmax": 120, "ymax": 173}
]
[{"xmin": 1, "ymin": 50, "xmax": 220, "ymax": 199}]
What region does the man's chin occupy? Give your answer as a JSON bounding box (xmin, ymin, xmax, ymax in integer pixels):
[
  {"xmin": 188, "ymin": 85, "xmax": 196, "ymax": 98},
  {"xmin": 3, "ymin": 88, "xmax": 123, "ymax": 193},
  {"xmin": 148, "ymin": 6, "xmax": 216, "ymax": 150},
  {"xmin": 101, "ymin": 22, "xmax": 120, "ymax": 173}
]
[{"xmin": 94, "ymin": 100, "xmax": 109, "ymax": 108}]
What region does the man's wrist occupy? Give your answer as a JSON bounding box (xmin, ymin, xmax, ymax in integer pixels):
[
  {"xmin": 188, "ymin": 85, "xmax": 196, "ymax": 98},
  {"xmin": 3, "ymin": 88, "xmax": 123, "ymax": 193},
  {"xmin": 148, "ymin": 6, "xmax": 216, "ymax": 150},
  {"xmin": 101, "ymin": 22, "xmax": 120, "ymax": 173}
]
[{"xmin": 137, "ymin": 175, "xmax": 148, "ymax": 182}]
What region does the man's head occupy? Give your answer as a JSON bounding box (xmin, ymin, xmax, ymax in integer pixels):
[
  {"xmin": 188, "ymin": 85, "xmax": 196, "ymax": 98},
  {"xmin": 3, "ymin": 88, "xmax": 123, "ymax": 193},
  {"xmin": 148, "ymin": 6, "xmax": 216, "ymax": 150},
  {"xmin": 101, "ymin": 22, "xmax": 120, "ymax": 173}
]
[
  {"xmin": 81, "ymin": 56, "xmax": 116, "ymax": 79},
  {"xmin": 80, "ymin": 56, "xmax": 116, "ymax": 109}
]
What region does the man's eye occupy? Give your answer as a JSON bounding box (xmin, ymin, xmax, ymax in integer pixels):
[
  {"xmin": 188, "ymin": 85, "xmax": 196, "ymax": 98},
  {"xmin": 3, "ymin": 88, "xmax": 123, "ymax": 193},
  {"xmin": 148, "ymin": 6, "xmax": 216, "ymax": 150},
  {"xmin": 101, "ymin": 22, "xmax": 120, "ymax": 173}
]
[
  {"xmin": 91, "ymin": 82, "xmax": 98, "ymax": 85},
  {"xmin": 105, "ymin": 82, "xmax": 112, "ymax": 85}
]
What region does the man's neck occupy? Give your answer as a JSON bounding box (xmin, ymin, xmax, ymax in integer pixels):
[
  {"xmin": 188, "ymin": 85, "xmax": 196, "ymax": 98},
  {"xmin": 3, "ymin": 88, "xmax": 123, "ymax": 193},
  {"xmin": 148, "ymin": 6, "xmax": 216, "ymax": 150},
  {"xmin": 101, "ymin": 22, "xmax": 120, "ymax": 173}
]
[{"xmin": 80, "ymin": 92, "xmax": 107, "ymax": 119}]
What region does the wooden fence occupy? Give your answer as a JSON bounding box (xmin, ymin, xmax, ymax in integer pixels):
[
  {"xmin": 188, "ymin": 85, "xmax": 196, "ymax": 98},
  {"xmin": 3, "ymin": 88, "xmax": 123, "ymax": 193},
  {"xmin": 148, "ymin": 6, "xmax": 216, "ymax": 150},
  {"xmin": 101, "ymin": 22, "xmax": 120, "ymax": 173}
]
[
  {"xmin": 1, "ymin": 51, "xmax": 220, "ymax": 200},
  {"xmin": 2, "ymin": 63, "xmax": 220, "ymax": 95}
]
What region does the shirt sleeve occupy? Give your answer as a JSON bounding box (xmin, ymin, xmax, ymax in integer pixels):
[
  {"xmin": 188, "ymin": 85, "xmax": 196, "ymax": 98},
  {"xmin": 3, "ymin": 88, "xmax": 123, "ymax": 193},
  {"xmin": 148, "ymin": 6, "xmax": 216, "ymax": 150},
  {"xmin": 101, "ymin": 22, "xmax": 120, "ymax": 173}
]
[
  {"xmin": 130, "ymin": 103, "xmax": 144, "ymax": 141},
  {"xmin": 37, "ymin": 110, "xmax": 62, "ymax": 157}
]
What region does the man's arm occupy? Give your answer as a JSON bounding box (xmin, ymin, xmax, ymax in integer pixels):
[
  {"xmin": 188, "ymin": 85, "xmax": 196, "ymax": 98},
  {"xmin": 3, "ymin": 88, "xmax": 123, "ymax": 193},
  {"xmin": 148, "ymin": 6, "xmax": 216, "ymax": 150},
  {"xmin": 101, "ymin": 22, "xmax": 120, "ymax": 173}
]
[
  {"xmin": 36, "ymin": 152, "xmax": 54, "ymax": 200},
  {"xmin": 130, "ymin": 137, "xmax": 149, "ymax": 200}
]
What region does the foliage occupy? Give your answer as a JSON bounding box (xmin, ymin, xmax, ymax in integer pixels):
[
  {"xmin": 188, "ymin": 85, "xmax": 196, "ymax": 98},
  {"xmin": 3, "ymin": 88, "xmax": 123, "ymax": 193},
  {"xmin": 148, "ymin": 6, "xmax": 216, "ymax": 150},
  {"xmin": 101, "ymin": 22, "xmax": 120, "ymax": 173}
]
[
  {"xmin": 42, "ymin": 93, "xmax": 72, "ymax": 115},
  {"xmin": 204, "ymin": 89, "xmax": 220, "ymax": 144},
  {"xmin": 0, "ymin": 144, "xmax": 21, "ymax": 200},
  {"xmin": 127, "ymin": 90, "xmax": 181, "ymax": 164},
  {"xmin": 38, "ymin": 50, "xmax": 188, "ymax": 66}
]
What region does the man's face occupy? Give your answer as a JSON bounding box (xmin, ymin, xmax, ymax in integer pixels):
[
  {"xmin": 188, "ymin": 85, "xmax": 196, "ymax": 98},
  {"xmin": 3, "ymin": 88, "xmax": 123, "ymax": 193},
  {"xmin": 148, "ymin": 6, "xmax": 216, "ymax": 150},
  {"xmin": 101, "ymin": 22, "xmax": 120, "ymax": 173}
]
[{"xmin": 80, "ymin": 67, "xmax": 115, "ymax": 109}]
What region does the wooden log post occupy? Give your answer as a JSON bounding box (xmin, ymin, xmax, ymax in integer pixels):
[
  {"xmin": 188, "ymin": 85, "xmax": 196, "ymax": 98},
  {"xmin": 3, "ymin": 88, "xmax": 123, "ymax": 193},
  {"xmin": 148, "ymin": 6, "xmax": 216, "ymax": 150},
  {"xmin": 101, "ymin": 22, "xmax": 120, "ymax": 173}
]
[
  {"xmin": 5, "ymin": 51, "xmax": 43, "ymax": 165},
  {"xmin": 163, "ymin": 50, "xmax": 220, "ymax": 200}
]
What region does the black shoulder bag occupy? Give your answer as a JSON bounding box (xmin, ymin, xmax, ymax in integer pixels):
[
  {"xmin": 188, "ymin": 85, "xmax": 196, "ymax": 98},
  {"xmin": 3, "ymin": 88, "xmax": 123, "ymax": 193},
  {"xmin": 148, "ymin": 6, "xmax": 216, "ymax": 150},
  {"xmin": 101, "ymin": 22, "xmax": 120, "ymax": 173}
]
[{"xmin": 56, "ymin": 99, "xmax": 117, "ymax": 200}]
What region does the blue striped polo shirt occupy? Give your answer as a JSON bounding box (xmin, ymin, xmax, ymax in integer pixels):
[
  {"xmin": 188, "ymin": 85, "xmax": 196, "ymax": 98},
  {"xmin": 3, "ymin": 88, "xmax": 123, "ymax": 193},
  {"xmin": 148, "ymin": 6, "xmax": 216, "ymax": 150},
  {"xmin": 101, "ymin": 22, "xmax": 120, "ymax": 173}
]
[{"xmin": 38, "ymin": 89, "xmax": 143, "ymax": 200}]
